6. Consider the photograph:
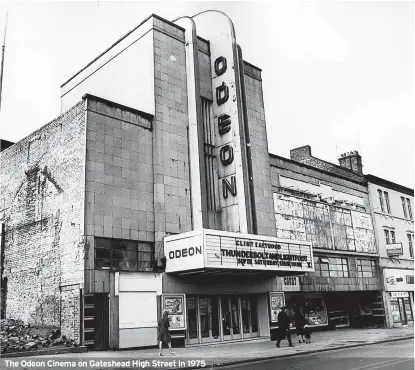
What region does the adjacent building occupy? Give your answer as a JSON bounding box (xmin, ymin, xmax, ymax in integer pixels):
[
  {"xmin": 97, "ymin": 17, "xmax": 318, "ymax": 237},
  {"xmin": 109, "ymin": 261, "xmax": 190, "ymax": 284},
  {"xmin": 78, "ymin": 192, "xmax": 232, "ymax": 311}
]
[
  {"xmin": 271, "ymin": 147, "xmax": 383, "ymax": 331},
  {"xmin": 366, "ymin": 175, "xmax": 414, "ymax": 327}
]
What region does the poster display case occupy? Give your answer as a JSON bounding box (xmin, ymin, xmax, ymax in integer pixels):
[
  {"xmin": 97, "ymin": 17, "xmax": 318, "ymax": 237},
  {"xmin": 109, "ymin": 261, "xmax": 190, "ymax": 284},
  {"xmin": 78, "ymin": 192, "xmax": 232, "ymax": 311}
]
[
  {"xmin": 162, "ymin": 294, "xmax": 186, "ymax": 330},
  {"xmin": 269, "ymin": 292, "xmax": 285, "ymax": 323}
]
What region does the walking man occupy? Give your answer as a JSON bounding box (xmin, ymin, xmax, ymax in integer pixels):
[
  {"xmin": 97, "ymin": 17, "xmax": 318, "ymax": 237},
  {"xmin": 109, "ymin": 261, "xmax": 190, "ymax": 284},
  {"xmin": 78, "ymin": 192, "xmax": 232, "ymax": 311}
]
[{"xmin": 276, "ymin": 306, "xmax": 293, "ymax": 348}]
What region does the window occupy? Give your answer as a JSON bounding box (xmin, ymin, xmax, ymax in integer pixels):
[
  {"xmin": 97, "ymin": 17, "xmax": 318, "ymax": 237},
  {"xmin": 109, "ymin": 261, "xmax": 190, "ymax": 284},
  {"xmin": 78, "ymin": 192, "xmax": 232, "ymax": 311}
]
[
  {"xmin": 95, "ymin": 238, "xmax": 154, "ymax": 271},
  {"xmin": 390, "ymin": 230, "xmax": 396, "ymax": 244},
  {"xmin": 406, "ymin": 275, "xmax": 414, "ymax": 284},
  {"xmin": 356, "ymin": 259, "xmax": 378, "ymax": 278},
  {"xmin": 384, "ymin": 192, "xmax": 391, "ymax": 213},
  {"xmin": 384, "ymin": 229, "xmax": 390, "ymax": 244},
  {"xmin": 401, "ymin": 197, "xmax": 408, "ymax": 218},
  {"xmin": 378, "ymin": 190, "xmax": 385, "ymax": 212},
  {"xmin": 406, "ymin": 198, "xmax": 412, "ymax": 219},
  {"xmin": 408, "ymin": 234, "xmax": 414, "ymax": 258},
  {"xmin": 313, "ymin": 256, "xmax": 349, "ymax": 277}
]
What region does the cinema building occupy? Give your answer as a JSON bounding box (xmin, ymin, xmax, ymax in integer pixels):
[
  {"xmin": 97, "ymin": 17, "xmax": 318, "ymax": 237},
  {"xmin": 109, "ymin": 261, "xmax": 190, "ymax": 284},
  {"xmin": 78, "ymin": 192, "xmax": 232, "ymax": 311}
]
[{"xmin": 0, "ymin": 12, "xmax": 386, "ymax": 351}]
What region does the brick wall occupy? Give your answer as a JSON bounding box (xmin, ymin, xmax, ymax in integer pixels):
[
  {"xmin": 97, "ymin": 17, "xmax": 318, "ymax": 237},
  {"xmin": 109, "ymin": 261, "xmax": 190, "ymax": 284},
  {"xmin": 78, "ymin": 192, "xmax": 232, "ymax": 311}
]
[
  {"xmin": 243, "ymin": 62, "xmax": 277, "ymax": 237},
  {"xmin": 289, "ymin": 146, "xmax": 364, "ymax": 183},
  {"xmin": 152, "ymin": 19, "xmax": 192, "ymax": 258},
  {"xmin": 0, "ymin": 101, "xmax": 86, "ymax": 341}
]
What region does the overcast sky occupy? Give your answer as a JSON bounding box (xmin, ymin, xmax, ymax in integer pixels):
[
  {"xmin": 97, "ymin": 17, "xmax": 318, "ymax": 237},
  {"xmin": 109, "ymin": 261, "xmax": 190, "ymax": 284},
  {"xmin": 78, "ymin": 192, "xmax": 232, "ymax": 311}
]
[{"xmin": 0, "ymin": 1, "xmax": 413, "ymax": 188}]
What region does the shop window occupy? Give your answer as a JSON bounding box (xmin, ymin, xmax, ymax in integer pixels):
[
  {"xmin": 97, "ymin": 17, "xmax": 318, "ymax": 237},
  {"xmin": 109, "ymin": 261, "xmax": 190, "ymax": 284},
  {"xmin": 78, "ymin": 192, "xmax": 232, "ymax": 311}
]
[
  {"xmin": 384, "ymin": 192, "xmax": 391, "ymax": 214},
  {"xmin": 94, "ymin": 238, "xmax": 154, "ymax": 271},
  {"xmin": 404, "ymin": 299, "xmax": 413, "ymax": 321},
  {"xmin": 390, "ymin": 300, "xmax": 402, "ymax": 323},
  {"xmin": 378, "ymin": 190, "xmax": 385, "ymax": 213},
  {"xmin": 401, "ymin": 197, "xmax": 408, "ymax": 218},
  {"xmin": 356, "ymin": 259, "xmax": 378, "ymax": 278}
]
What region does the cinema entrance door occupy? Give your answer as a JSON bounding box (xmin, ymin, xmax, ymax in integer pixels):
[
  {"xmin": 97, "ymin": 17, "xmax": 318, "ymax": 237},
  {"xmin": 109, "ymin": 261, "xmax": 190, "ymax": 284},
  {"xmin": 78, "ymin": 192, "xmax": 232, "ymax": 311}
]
[{"xmin": 185, "ymin": 294, "xmax": 259, "ymax": 344}]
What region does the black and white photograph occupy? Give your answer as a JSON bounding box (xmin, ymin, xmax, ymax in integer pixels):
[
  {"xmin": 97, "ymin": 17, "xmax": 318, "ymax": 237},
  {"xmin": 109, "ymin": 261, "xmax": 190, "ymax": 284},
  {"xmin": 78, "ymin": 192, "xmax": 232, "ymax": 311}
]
[{"xmin": 0, "ymin": 1, "xmax": 413, "ymax": 369}]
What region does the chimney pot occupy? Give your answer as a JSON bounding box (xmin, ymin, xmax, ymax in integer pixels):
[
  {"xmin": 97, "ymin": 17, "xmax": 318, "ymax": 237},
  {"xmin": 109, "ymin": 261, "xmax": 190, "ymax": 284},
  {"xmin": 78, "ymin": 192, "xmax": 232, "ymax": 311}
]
[{"xmin": 338, "ymin": 149, "xmax": 363, "ymax": 175}]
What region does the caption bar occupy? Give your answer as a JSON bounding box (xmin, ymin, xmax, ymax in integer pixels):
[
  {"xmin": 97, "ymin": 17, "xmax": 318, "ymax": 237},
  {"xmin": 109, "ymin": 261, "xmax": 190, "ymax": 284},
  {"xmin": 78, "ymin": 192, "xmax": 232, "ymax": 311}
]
[{"xmin": 2, "ymin": 358, "xmax": 207, "ymax": 369}]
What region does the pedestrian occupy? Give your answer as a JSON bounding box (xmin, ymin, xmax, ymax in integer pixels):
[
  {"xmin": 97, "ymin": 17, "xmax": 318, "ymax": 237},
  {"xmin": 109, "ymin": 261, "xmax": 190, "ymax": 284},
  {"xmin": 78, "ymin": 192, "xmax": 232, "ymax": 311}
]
[
  {"xmin": 158, "ymin": 311, "xmax": 173, "ymax": 356},
  {"xmin": 303, "ymin": 323, "xmax": 312, "ymax": 343},
  {"xmin": 294, "ymin": 308, "xmax": 306, "ymax": 343},
  {"xmin": 276, "ymin": 306, "xmax": 293, "ymax": 348}
]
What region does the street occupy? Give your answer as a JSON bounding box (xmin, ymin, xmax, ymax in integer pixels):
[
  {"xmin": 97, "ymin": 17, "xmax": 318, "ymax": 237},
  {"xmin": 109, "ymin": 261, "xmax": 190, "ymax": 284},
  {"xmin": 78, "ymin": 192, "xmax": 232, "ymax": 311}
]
[{"xmin": 221, "ymin": 339, "xmax": 414, "ymax": 370}]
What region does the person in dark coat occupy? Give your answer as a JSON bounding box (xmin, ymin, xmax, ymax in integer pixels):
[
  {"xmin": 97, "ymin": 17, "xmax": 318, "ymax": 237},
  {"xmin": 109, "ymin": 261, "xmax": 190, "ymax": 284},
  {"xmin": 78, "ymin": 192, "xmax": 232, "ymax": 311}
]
[
  {"xmin": 294, "ymin": 308, "xmax": 306, "ymax": 343},
  {"xmin": 158, "ymin": 311, "xmax": 173, "ymax": 356},
  {"xmin": 276, "ymin": 306, "xmax": 293, "ymax": 348}
]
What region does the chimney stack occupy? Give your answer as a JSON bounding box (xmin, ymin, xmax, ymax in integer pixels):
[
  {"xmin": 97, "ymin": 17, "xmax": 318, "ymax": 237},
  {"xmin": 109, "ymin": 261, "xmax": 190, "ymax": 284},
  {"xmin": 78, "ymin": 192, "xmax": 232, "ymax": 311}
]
[
  {"xmin": 290, "ymin": 145, "xmax": 312, "ymax": 162},
  {"xmin": 338, "ymin": 150, "xmax": 363, "ymax": 175}
]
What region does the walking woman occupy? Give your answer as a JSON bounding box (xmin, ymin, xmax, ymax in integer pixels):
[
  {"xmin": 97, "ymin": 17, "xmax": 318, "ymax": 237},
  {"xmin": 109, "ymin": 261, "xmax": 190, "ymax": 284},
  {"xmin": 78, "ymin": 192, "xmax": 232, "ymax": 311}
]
[
  {"xmin": 294, "ymin": 308, "xmax": 306, "ymax": 343},
  {"xmin": 158, "ymin": 311, "xmax": 173, "ymax": 356}
]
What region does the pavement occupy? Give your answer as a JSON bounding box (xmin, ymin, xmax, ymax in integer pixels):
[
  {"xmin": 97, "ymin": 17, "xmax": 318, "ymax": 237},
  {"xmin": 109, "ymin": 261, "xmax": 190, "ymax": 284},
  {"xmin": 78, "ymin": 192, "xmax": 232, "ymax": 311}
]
[{"xmin": 2, "ymin": 327, "xmax": 413, "ymax": 369}]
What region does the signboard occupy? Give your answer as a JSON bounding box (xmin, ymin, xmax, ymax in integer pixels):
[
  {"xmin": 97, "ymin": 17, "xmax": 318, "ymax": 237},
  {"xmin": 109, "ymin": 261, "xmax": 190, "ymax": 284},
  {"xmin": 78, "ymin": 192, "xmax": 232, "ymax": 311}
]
[
  {"xmin": 269, "ymin": 292, "xmax": 285, "ymax": 323},
  {"xmin": 164, "ymin": 231, "xmax": 205, "ymax": 273},
  {"xmin": 162, "ymin": 294, "xmax": 186, "ymax": 331},
  {"xmin": 208, "ymin": 21, "xmax": 248, "ymax": 233},
  {"xmin": 386, "ymin": 243, "xmax": 403, "ymax": 257},
  {"xmin": 164, "ymin": 229, "xmax": 314, "ymax": 273},
  {"xmin": 280, "ymin": 276, "xmax": 301, "ymax": 292},
  {"xmin": 383, "ymin": 268, "xmax": 414, "ymax": 292},
  {"xmin": 390, "ymin": 292, "xmax": 409, "ymax": 299}
]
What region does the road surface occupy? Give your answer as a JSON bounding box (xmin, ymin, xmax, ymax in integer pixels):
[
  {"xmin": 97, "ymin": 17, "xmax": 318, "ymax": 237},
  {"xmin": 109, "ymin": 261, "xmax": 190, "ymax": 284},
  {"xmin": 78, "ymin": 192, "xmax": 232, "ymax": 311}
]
[{"xmin": 221, "ymin": 339, "xmax": 414, "ymax": 370}]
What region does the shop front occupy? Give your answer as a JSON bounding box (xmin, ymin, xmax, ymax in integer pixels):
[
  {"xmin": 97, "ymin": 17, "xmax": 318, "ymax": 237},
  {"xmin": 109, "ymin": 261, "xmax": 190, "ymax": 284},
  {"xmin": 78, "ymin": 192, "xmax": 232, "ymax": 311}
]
[
  {"xmin": 163, "ymin": 229, "xmax": 314, "ymax": 345},
  {"xmin": 383, "ymin": 268, "xmax": 414, "ymax": 327}
]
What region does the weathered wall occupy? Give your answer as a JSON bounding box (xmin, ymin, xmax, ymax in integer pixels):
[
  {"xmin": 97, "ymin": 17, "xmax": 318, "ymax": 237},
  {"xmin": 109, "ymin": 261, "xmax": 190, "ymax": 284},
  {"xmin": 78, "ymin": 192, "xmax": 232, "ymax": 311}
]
[
  {"xmin": 243, "ymin": 63, "xmax": 277, "ymax": 237},
  {"xmin": 0, "ymin": 101, "xmax": 86, "ymax": 341},
  {"xmin": 83, "ymin": 96, "xmax": 155, "ymax": 293}
]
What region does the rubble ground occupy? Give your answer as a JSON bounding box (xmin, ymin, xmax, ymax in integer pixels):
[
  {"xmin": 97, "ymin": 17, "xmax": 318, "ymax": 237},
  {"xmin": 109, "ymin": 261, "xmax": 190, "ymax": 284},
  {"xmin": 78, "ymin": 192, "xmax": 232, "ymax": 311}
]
[{"xmin": 1, "ymin": 319, "xmax": 79, "ymax": 354}]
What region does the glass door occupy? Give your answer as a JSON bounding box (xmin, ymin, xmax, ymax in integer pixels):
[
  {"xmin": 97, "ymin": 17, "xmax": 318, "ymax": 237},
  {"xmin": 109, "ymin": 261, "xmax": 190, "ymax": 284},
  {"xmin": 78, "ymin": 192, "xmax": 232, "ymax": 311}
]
[
  {"xmin": 230, "ymin": 296, "xmax": 242, "ymax": 339},
  {"xmin": 241, "ymin": 296, "xmax": 259, "ymax": 338},
  {"xmin": 221, "ymin": 295, "xmax": 232, "ymax": 341},
  {"xmin": 200, "ymin": 296, "xmax": 221, "ymax": 343},
  {"xmin": 186, "ymin": 296, "xmax": 199, "ymax": 344}
]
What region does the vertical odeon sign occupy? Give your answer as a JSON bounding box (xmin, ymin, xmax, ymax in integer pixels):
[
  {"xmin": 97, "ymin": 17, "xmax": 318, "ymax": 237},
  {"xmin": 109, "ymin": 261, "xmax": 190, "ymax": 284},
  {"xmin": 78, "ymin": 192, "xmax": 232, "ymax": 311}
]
[{"xmin": 210, "ymin": 32, "xmax": 248, "ymax": 233}]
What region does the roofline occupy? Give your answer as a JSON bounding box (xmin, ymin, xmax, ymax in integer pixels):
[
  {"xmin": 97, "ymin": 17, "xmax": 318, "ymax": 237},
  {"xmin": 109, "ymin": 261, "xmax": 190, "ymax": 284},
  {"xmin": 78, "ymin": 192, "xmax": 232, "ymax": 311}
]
[
  {"xmin": 61, "ymin": 13, "xmax": 185, "ymax": 88},
  {"xmin": 269, "ymin": 152, "xmax": 366, "ymax": 186},
  {"xmin": 365, "ymin": 174, "xmax": 414, "ymax": 196},
  {"xmin": 243, "ymin": 60, "xmax": 262, "ymax": 72},
  {"xmin": 82, "ymin": 94, "xmax": 154, "ymax": 122}
]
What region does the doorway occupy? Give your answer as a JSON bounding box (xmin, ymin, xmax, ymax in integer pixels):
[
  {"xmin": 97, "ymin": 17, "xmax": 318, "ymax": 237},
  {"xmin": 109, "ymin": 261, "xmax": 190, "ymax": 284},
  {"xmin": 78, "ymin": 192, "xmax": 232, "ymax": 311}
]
[{"xmin": 186, "ymin": 295, "xmax": 259, "ymax": 344}]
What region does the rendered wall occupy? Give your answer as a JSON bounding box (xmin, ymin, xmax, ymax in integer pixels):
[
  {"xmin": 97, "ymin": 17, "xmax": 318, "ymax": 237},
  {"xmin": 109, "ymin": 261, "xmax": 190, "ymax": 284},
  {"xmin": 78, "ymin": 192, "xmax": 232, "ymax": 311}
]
[
  {"xmin": 243, "ymin": 63, "xmax": 276, "ymax": 237},
  {"xmin": 61, "ymin": 18, "xmax": 155, "ymax": 116}
]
